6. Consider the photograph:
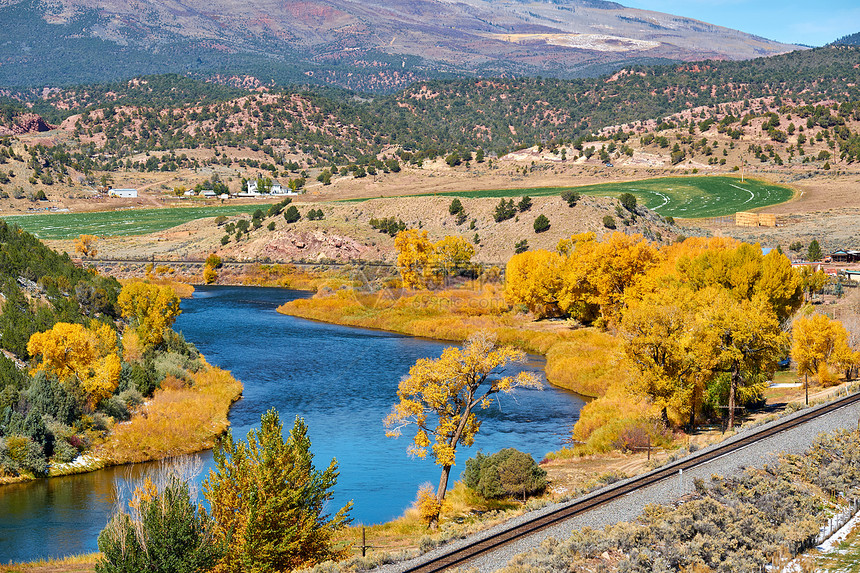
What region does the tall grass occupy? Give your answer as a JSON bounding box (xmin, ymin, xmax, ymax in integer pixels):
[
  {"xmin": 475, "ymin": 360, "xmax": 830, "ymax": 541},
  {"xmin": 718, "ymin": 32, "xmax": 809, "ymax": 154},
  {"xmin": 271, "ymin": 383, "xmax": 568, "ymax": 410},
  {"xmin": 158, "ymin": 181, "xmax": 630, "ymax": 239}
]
[{"xmin": 99, "ymin": 359, "xmax": 242, "ymax": 464}]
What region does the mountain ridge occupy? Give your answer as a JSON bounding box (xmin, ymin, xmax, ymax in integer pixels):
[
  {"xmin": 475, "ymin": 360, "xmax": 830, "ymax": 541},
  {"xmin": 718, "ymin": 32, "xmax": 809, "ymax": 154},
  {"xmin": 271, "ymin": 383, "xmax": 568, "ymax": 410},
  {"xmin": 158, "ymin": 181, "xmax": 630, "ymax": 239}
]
[{"xmin": 0, "ymin": 0, "xmax": 803, "ymax": 89}]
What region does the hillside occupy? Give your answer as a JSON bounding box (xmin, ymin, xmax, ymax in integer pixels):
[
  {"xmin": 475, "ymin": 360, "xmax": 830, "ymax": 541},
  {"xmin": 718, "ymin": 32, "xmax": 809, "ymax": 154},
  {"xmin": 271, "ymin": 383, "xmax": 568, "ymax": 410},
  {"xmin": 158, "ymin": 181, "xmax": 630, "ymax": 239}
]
[
  {"xmin": 0, "ymin": 46, "xmax": 856, "ymax": 181},
  {"xmin": 0, "ymin": 0, "xmax": 801, "ymax": 89},
  {"xmin": 832, "ymin": 32, "xmax": 860, "ymax": 46},
  {"xmin": 51, "ymin": 194, "xmax": 683, "ymax": 266}
]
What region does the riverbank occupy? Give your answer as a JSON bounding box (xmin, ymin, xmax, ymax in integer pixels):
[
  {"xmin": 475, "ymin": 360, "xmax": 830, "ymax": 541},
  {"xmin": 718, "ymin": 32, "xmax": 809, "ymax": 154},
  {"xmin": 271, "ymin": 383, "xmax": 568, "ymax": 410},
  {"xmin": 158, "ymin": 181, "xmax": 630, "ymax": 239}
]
[
  {"xmin": 0, "ymin": 358, "xmax": 242, "ymax": 486},
  {"xmin": 276, "ymin": 283, "xmax": 659, "ymax": 457},
  {"xmin": 277, "ymin": 283, "xmax": 628, "ymax": 399}
]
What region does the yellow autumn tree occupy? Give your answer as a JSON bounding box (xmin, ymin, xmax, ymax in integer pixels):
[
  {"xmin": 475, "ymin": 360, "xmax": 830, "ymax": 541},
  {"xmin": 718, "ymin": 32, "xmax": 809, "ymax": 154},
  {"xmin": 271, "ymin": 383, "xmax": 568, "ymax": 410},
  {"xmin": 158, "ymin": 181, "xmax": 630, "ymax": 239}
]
[
  {"xmin": 675, "ymin": 242, "xmax": 803, "ymax": 321},
  {"xmin": 384, "ymin": 331, "xmax": 541, "ymax": 521},
  {"xmin": 28, "ymin": 321, "xmax": 121, "ymax": 408},
  {"xmin": 558, "ymin": 232, "xmax": 661, "ymax": 322},
  {"xmin": 792, "ymin": 313, "xmax": 859, "ymax": 400},
  {"xmin": 504, "ymin": 249, "xmax": 564, "ymax": 318},
  {"xmin": 74, "ymin": 234, "xmax": 99, "ymax": 258},
  {"xmin": 799, "ymin": 266, "xmax": 830, "ymax": 300},
  {"xmin": 394, "ymin": 229, "xmax": 436, "ymax": 289},
  {"xmin": 692, "ymin": 287, "xmax": 787, "ymax": 430},
  {"xmin": 118, "ymin": 281, "xmax": 181, "ymax": 347},
  {"xmin": 432, "ymin": 235, "xmax": 475, "ymax": 281},
  {"xmin": 621, "ymin": 284, "xmax": 704, "ymax": 427}
]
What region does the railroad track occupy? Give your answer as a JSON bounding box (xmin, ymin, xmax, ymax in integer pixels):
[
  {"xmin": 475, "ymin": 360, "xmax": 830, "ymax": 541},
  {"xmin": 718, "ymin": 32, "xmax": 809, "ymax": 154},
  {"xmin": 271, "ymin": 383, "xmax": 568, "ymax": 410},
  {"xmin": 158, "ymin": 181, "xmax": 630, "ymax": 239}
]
[{"xmin": 403, "ymin": 391, "xmax": 860, "ymax": 573}]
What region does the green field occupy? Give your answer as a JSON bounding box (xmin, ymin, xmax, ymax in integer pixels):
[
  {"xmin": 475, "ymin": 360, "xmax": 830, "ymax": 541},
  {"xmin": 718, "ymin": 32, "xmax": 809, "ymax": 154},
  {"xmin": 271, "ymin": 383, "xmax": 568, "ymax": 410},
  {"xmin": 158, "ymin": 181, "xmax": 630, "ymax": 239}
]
[
  {"xmin": 1, "ymin": 204, "xmax": 271, "ymax": 240},
  {"xmin": 435, "ymin": 176, "xmax": 795, "ymax": 219}
]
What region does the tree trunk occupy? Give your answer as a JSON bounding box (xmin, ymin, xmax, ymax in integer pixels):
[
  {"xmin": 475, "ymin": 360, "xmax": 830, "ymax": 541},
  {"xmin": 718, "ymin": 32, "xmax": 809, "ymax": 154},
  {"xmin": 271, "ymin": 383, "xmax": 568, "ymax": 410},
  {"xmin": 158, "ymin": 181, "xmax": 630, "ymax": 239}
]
[
  {"xmin": 728, "ymin": 364, "xmax": 739, "ymax": 431},
  {"xmin": 688, "ymin": 384, "xmax": 698, "ymax": 431},
  {"xmin": 436, "ymin": 465, "xmax": 452, "ymax": 503}
]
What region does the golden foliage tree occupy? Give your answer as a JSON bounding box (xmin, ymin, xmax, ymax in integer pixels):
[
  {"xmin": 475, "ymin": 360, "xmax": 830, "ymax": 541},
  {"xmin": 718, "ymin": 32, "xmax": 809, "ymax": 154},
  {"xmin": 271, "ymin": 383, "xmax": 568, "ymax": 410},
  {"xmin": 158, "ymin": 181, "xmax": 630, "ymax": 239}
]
[
  {"xmin": 504, "ymin": 250, "xmax": 564, "ymax": 318},
  {"xmin": 384, "ymin": 331, "xmax": 541, "ymax": 518},
  {"xmin": 558, "ymin": 232, "xmax": 661, "ymax": 322},
  {"xmin": 693, "ymin": 288, "xmax": 787, "ymax": 430},
  {"xmin": 433, "ymin": 235, "xmax": 475, "ymax": 280},
  {"xmin": 620, "ymin": 241, "xmax": 801, "ymax": 430},
  {"xmin": 395, "ymin": 231, "xmax": 475, "ymax": 289},
  {"xmin": 27, "ymin": 321, "xmax": 121, "ymax": 408},
  {"xmin": 395, "ymin": 229, "xmax": 437, "ymax": 289},
  {"xmin": 74, "ymin": 234, "xmax": 99, "ymax": 258},
  {"xmin": 792, "ymin": 313, "xmax": 859, "ymax": 401},
  {"xmin": 621, "ymin": 285, "xmax": 704, "ymax": 427},
  {"xmin": 118, "ymin": 281, "xmax": 181, "ymax": 347},
  {"xmin": 203, "ymin": 253, "xmax": 222, "ymax": 285},
  {"xmin": 204, "ymin": 410, "xmax": 351, "ymax": 572}
]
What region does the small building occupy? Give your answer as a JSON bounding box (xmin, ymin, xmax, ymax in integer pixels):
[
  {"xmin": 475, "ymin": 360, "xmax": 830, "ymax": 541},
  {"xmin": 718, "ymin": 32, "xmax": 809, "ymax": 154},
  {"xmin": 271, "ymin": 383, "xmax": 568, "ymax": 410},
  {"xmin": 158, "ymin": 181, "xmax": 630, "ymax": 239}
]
[
  {"xmin": 108, "ymin": 188, "xmax": 138, "ymax": 198},
  {"xmin": 200, "ymin": 190, "xmax": 216, "ymax": 198},
  {"xmin": 219, "ymin": 193, "xmax": 230, "ymax": 200},
  {"xmin": 270, "ymin": 182, "xmax": 283, "ymax": 194},
  {"xmin": 830, "ymin": 250, "xmax": 860, "ymax": 263},
  {"xmin": 183, "ymin": 190, "xmax": 197, "ymax": 197},
  {"xmin": 246, "ymin": 180, "xmax": 259, "ymax": 194}
]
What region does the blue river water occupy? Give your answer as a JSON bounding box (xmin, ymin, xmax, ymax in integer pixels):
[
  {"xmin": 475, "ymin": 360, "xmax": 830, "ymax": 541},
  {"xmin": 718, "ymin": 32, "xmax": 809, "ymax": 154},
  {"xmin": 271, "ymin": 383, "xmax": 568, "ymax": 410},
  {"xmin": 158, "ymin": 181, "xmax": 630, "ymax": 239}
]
[{"xmin": 0, "ymin": 285, "xmax": 584, "ymax": 563}]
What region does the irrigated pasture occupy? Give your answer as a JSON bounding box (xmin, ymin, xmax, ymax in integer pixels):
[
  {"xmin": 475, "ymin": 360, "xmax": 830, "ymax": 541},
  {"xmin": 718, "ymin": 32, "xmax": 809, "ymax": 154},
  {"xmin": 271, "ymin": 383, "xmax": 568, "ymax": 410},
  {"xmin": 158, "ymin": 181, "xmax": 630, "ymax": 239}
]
[
  {"xmin": 438, "ymin": 176, "xmax": 794, "ymax": 218},
  {"xmin": 2, "ymin": 204, "xmax": 271, "ymax": 240}
]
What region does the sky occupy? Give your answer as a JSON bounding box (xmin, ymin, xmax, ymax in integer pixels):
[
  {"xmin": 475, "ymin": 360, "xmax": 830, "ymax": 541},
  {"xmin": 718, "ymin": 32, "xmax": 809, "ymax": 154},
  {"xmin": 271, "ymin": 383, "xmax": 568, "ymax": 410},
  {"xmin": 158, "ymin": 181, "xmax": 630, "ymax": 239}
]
[{"xmin": 620, "ymin": 0, "xmax": 860, "ymax": 47}]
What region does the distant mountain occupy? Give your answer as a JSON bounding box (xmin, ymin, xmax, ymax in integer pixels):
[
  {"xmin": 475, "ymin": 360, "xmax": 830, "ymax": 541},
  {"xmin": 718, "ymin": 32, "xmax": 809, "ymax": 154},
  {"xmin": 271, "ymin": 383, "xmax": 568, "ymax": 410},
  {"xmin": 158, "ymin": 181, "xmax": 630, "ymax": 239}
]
[
  {"xmin": 0, "ymin": 0, "xmax": 802, "ymax": 90},
  {"xmin": 832, "ymin": 33, "xmax": 860, "ymax": 46}
]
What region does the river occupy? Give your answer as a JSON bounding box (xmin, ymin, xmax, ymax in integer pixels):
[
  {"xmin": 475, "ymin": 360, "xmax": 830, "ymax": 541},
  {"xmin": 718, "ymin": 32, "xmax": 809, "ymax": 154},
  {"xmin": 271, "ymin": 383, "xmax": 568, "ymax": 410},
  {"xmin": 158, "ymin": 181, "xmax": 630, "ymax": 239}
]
[{"xmin": 0, "ymin": 285, "xmax": 584, "ymax": 563}]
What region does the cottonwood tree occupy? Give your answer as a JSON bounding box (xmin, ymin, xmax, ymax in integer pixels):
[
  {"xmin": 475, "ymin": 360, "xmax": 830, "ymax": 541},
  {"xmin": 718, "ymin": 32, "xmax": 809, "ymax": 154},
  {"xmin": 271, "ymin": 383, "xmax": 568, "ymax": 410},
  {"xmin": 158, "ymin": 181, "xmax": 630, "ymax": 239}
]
[
  {"xmin": 394, "ymin": 231, "xmax": 475, "ymax": 289},
  {"xmin": 504, "ymin": 249, "xmax": 564, "ymax": 318},
  {"xmin": 117, "ymin": 282, "xmax": 181, "ymax": 347},
  {"xmin": 204, "ymin": 410, "xmax": 352, "ymax": 572},
  {"xmin": 384, "ymin": 331, "xmax": 541, "ymax": 523},
  {"xmin": 394, "ymin": 229, "xmax": 436, "ymax": 289},
  {"xmin": 74, "ymin": 234, "xmax": 99, "ymax": 258},
  {"xmin": 27, "ymin": 321, "xmax": 121, "ymax": 408},
  {"xmin": 694, "ymin": 288, "xmax": 787, "ymax": 430},
  {"xmin": 792, "ymin": 313, "xmax": 859, "ymax": 402}
]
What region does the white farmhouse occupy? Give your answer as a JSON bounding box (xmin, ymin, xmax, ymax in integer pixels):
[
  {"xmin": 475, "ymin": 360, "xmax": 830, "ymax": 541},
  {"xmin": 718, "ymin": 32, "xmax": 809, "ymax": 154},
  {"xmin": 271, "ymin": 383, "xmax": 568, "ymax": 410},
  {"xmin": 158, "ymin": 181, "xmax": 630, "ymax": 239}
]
[{"xmin": 108, "ymin": 188, "xmax": 138, "ymax": 198}]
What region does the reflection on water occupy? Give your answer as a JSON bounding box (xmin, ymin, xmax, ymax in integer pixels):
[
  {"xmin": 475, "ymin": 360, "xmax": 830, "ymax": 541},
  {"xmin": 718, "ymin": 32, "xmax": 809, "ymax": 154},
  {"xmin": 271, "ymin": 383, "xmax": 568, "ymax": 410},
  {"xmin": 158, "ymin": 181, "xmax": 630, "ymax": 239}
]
[{"xmin": 0, "ymin": 285, "xmax": 584, "ymax": 563}]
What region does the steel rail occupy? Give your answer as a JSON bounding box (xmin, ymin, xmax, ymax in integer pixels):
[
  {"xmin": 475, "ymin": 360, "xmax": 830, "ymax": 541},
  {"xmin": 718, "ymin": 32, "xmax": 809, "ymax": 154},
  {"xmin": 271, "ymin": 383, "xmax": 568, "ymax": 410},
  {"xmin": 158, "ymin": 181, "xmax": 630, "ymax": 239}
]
[{"xmin": 403, "ymin": 391, "xmax": 860, "ymax": 572}]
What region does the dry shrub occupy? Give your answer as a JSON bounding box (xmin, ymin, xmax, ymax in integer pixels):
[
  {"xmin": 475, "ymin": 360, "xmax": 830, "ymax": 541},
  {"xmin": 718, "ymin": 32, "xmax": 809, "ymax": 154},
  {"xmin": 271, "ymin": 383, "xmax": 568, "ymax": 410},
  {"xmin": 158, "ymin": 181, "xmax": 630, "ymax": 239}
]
[
  {"xmin": 242, "ymin": 263, "xmax": 353, "ymax": 291},
  {"xmin": 613, "ymin": 418, "xmax": 671, "ymax": 452},
  {"xmin": 414, "ymin": 484, "xmax": 443, "ymax": 527},
  {"xmin": 572, "ymin": 386, "xmax": 653, "ymax": 454},
  {"xmin": 99, "ymin": 360, "xmax": 242, "ymax": 464}
]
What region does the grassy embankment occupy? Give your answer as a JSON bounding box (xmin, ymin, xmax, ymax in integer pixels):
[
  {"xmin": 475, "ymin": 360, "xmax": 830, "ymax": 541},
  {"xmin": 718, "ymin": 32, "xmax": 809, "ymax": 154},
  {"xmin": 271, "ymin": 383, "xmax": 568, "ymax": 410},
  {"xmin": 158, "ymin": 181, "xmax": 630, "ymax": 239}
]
[{"xmin": 97, "ymin": 358, "xmax": 242, "ymax": 464}]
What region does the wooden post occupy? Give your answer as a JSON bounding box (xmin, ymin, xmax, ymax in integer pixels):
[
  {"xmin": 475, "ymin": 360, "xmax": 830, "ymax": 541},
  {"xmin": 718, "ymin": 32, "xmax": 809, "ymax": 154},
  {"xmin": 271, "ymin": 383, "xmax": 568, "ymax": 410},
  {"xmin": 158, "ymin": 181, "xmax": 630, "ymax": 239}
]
[
  {"xmin": 362, "ymin": 527, "xmax": 366, "ymax": 557},
  {"xmin": 647, "ymin": 435, "xmax": 651, "ymax": 461}
]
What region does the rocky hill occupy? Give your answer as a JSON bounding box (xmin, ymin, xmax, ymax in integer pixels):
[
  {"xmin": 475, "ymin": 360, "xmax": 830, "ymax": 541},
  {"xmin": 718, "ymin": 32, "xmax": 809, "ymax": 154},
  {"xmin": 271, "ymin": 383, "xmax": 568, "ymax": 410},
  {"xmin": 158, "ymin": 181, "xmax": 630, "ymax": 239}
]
[{"xmin": 0, "ymin": 0, "xmax": 801, "ymax": 89}]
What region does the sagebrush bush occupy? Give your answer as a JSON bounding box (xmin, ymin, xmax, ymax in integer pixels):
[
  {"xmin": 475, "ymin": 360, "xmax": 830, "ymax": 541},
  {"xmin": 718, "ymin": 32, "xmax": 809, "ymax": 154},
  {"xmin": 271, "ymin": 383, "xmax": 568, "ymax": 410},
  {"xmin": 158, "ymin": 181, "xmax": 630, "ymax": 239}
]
[{"xmin": 463, "ymin": 449, "xmax": 547, "ymax": 500}]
